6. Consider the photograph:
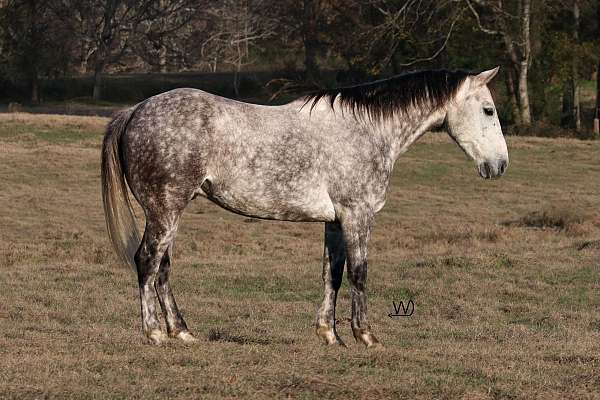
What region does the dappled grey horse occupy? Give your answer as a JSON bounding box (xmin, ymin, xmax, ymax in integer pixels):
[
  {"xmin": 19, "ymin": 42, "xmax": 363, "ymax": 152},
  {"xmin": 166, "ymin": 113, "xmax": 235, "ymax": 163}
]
[{"xmin": 102, "ymin": 68, "xmax": 508, "ymax": 347}]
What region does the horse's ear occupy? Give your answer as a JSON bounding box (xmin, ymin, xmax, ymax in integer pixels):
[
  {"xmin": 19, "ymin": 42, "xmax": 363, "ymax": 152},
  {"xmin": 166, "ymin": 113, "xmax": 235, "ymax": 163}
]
[{"xmin": 474, "ymin": 66, "xmax": 500, "ymax": 86}]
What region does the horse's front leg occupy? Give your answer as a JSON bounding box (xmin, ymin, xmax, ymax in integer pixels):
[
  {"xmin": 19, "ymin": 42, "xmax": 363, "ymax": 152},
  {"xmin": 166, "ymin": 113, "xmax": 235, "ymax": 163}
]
[
  {"xmin": 340, "ymin": 211, "xmax": 381, "ymax": 348},
  {"xmin": 316, "ymin": 221, "xmax": 346, "ymax": 346}
]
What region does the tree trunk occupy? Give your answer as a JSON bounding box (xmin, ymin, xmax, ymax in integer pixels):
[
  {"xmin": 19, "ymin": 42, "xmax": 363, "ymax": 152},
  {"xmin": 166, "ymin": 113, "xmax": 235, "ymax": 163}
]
[
  {"xmin": 80, "ymin": 60, "xmax": 88, "ymax": 75},
  {"xmin": 573, "ymin": 0, "xmax": 581, "ymax": 132},
  {"xmin": 303, "ymin": 0, "xmax": 320, "ymax": 82},
  {"xmin": 518, "ymin": 60, "xmax": 532, "ymax": 125},
  {"xmin": 30, "ymin": 75, "xmax": 40, "ymax": 104},
  {"xmin": 93, "ymin": 66, "xmax": 103, "ymax": 101},
  {"xmin": 595, "ymin": 62, "xmax": 600, "ymax": 135},
  {"xmin": 159, "ymin": 0, "xmax": 168, "ymax": 73},
  {"xmin": 26, "ymin": 0, "xmax": 40, "ymax": 104},
  {"xmin": 79, "ymin": 41, "xmax": 90, "ymax": 75},
  {"xmin": 233, "ymin": 67, "xmax": 240, "ymax": 97},
  {"xmin": 561, "ymin": 79, "xmax": 575, "ymax": 128},
  {"xmin": 506, "ymin": 67, "xmax": 522, "ymax": 125},
  {"xmin": 495, "ymin": 0, "xmax": 532, "ymax": 126},
  {"xmin": 92, "ymin": 0, "xmax": 117, "ymax": 101},
  {"xmin": 574, "ymin": 81, "xmax": 581, "ymax": 132},
  {"xmin": 159, "ymin": 44, "xmax": 168, "ymax": 73},
  {"xmin": 518, "ymin": 0, "xmax": 532, "ymax": 126},
  {"xmin": 560, "ymin": 0, "xmax": 579, "ymax": 129}
]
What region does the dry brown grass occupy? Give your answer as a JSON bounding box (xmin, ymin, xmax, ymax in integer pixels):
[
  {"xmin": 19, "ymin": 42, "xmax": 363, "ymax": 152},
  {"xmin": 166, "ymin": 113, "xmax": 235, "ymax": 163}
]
[{"xmin": 1, "ymin": 114, "xmax": 600, "ymax": 399}]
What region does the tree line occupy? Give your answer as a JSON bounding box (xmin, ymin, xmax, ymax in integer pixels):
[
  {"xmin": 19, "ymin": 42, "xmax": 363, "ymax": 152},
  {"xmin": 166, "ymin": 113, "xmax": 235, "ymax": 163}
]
[{"xmin": 0, "ymin": 0, "xmax": 598, "ymax": 133}]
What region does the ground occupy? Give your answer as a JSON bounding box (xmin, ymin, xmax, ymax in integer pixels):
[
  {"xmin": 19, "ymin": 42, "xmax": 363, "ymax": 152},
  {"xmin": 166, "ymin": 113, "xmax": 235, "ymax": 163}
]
[{"xmin": 0, "ymin": 113, "xmax": 599, "ymax": 399}]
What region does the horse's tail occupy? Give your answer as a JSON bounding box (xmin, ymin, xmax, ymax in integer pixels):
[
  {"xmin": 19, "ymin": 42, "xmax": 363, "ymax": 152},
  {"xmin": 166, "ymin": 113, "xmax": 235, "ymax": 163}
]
[{"xmin": 101, "ymin": 107, "xmax": 140, "ymax": 271}]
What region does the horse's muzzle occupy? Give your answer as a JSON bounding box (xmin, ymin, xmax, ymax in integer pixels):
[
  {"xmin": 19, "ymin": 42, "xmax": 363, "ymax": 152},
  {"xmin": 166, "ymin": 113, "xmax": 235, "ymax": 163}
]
[{"xmin": 478, "ymin": 159, "xmax": 508, "ymax": 179}]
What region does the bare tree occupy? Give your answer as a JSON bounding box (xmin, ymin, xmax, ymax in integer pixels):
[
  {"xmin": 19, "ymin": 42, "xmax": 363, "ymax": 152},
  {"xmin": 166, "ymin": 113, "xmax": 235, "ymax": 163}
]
[
  {"xmin": 561, "ymin": 0, "xmax": 582, "ymax": 131},
  {"xmin": 467, "ymin": 0, "xmax": 533, "ymax": 125},
  {"xmin": 201, "ymin": 0, "xmax": 278, "ymax": 96},
  {"xmin": 133, "ymin": 0, "xmax": 198, "ymax": 73},
  {"xmin": 303, "ymin": 0, "xmax": 321, "ymax": 82},
  {"xmin": 0, "ymin": 0, "xmax": 57, "ymax": 103},
  {"xmin": 370, "ymin": 0, "xmax": 466, "ymax": 70},
  {"xmin": 317, "ymin": 0, "xmax": 467, "ymax": 79},
  {"xmin": 50, "ymin": 0, "xmax": 162, "ymax": 100}
]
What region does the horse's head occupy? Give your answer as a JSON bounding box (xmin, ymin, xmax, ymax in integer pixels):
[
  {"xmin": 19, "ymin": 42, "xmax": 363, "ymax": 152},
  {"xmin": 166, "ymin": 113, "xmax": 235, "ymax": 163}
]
[{"xmin": 445, "ymin": 67, "xmax": 508, "ymax": 179}]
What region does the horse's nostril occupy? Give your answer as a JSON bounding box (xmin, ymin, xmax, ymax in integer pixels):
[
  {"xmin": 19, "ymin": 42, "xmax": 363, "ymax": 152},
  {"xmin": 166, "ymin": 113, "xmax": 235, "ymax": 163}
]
[
  {"xmin": 499, "ymin": 160, "xmax": 507, "ymax": 175},
  {"xmin": 485, "ymin": 162, "xmax": 492, "ymax": 178}
]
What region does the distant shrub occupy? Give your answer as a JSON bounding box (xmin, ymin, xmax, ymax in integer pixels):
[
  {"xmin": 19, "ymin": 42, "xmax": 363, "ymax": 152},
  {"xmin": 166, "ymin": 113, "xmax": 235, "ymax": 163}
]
[{"xmin": 505, "ymin": 207, "xmax": 585, "ymax": 231}]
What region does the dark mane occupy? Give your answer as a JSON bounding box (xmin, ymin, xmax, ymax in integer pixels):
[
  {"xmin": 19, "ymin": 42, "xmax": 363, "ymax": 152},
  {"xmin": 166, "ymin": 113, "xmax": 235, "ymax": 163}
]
[{"xmin": 304, "ymin": 69, "xmax": 471, "ymax": 121}]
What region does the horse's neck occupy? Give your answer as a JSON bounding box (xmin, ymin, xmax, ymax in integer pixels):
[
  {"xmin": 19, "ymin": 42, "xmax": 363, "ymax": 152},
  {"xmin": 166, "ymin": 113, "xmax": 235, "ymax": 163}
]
[
  {"xmin": 381, "ymin": 104, "xmax": 448, "ymax": 162},
  {"xmin": 295, "ymin": 97, "xmax": 447, "ymax": 162}
]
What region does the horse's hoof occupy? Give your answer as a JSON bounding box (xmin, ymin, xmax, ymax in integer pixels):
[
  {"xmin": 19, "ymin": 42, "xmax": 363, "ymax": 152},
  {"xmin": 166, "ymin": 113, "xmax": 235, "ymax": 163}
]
[
  {"xmin": 175, "ymin": 331, "xmax": 199, "ymax": 343},
  {"xmin": 316, "ymin": 324, "xmax": 346, "ymax": 347},
  {"xmin": 353, "ymin": 329, "xmax": 383, "ymax": 349},
  {"xmin": 147, "ymin": 329, "xmax": 168, "ymax": 345},
  {"xmin": 366, "ymin": 339, "xmax": 384, "ymax": 350}
]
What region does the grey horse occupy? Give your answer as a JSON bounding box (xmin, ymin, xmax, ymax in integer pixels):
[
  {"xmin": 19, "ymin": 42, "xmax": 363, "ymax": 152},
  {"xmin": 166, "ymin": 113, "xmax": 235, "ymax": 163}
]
[{"xmin": 101, "ymin": 67, "xmax": 508, "ymax": 347}]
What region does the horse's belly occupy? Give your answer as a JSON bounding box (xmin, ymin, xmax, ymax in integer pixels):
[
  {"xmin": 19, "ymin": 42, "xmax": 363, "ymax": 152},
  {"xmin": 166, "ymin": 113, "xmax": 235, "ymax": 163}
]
[{"xmin": 198, "ymin": 179, "xmax": 336, "ymax": 222}]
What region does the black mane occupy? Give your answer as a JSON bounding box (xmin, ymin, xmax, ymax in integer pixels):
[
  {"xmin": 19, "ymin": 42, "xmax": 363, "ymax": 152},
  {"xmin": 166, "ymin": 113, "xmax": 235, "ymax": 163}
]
[{"xmin": 304, "ymin": 69, "xmax": 471, "ymax": 120}]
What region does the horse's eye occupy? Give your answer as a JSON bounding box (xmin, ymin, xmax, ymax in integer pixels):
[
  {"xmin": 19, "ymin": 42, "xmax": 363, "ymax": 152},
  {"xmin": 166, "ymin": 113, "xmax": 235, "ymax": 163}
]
[{"xmin": 484, "ymin": 107, "xmax": 495, "ymax": 116}]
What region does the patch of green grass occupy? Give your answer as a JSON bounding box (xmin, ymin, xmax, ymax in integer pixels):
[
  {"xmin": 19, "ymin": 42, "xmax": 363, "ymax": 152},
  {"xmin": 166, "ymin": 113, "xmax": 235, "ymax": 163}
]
[
  {"xmin": 507, "ymin": 313, "xmax": 559, "ymax": 332},
  {"xmin": 0, "ymin": 122, "xmax": 98, "ymax": 143},
  {"xmin": 398, "ymin": 162, "xmax": 451, "ymax": 183},
  {"xmin": 492, "ymin": 254, "xmax": 514, "ymax": 269},
  {"xmin": 201, "ymin": 273, "xmax": 318, "ymax": 302},
  {"xmin": 557, "ymin": 287, "xmax": 595, "ymax": 310},
  {"xmin": 542, "ymin": 265, "xmax": 598, "ymax": 286},
  {"xmin": 375, "ymin": 284, "xmax": 418, "ymax": 301},
  {"xmin": 402, "ymin": 256, "xmax": 473, "ymax": 270}
]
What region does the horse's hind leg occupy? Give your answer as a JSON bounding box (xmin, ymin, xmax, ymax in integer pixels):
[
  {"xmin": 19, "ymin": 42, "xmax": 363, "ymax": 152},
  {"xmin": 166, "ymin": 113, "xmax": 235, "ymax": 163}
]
[
  {"xmin": 155, "ymin": 245, "xmax": 197, "ymax": 342},
  {"xmin": 315, "ymin": 222, "xmax": 346, "ymax": 346},
  {"xmin": 135, "ymin": 211, "xmax": 180, "ymax": 345}
]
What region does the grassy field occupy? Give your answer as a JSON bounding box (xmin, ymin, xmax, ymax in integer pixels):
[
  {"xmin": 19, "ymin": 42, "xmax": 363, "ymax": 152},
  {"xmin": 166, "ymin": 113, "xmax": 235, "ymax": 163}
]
[{"xmin": 1, "ymin": 113, "xmax": 600, "ymax": 399}]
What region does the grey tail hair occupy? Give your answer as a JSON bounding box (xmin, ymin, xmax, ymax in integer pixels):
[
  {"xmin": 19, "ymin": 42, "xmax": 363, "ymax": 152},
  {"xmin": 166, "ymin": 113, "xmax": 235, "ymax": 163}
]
[{"xmin": 101, "ymin": 107, "xmax": 140, "ymax": 270}]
